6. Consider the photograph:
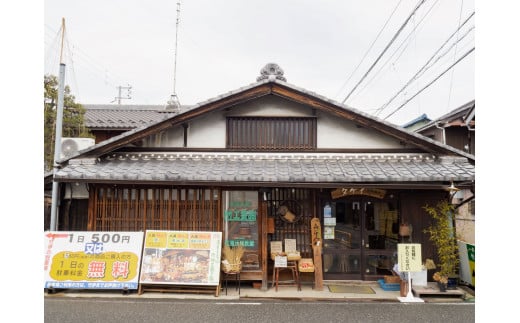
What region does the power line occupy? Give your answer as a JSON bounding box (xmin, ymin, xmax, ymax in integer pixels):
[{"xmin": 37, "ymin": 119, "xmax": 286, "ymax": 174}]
[
  {"xmin": 335, "ymin": 0, "xmax": 404, "ymax": 99},
  {"xmin": 383, "ymin": 46, "xmax": 474, "ymax": 120},
  {"xmin": 44, "ymin": 23, "xmax": 128, "ymax": 88},
  {"xmin": 375, "ymin": 11, "xmax": 475, "ymax": 116},
  {"xmin": 376, "ymin": 26, "xmax": 474, "ymax": 116},
  {"xmin": 341, "ymin": 0, "xmax": 427, "ymax": 104},
  {"xmin": 64, "ymin": 36, "xmax": 81, "ymax": 102},
  {"xmin": 446, "ymin": 0, "xmax": 467, "ymax": 110},
  {"xmin": 351, "ymin": 0, "xmax": 440, "ymax": 102}
]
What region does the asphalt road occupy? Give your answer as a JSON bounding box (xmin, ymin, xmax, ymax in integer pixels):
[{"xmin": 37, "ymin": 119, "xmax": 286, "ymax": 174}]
[{"xmin": 45, "ymin": 297, "xmax": 475, "ymax": 323}]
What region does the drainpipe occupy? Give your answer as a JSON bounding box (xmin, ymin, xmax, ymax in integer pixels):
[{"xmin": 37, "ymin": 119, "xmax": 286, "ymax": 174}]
[{"xmin": 434, "ymin": 122, "xmax": 446, "ymax": 145}]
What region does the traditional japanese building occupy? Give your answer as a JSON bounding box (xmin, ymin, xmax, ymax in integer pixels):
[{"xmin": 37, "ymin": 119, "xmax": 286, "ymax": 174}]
[{"xmin": 52, "ymin": 63, "xmax": 475, "ymax": 288}]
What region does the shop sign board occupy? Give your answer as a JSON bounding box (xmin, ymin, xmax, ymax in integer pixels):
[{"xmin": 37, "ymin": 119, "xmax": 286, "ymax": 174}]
[
  {"xmin": 331, "ymin": 187, "xmax": 386, "ymax": 199},
  {"xmin": 139, "ymin": 230, "xmax": 222, "ymax": 286},
  {"xmin": 397, "ymin": 243, "xmax": 422, "ymax": 272},
  {"xmin": 44, "ymin": 231, "xmax": 144, "ymax": 289}
]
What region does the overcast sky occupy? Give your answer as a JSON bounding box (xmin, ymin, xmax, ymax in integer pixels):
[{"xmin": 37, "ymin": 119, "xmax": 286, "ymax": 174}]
[{"xmin": 44, "ymin": 0, "xmax": 475, "ymax": 126}]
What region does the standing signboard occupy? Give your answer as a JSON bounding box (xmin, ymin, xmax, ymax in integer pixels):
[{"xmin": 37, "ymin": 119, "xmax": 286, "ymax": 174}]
[
  {"xmin": 458, "ymin": 241, "xmax": 475, "ymax": 287},
  {"xmin": 397, "ymin": 243, "xmax": 424, "ymax": 303},
  {"xmin": 139, "ymin": 230, "xmax": 222, "ymax": 286},
  {"xmin": 44, "ymin": 231, "xmax": 144, "ymax": 290}
]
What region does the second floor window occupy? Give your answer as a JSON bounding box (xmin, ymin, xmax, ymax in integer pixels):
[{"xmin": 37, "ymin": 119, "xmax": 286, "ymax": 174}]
[{"xmin": 227, "ymin": 117, "xmax": 317, "ymax": 150}]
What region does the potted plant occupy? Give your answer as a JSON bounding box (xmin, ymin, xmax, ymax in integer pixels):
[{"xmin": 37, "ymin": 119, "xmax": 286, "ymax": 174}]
[{"xmin": 423, "ymin": 199, "xmax": 460, "ymax": 291}]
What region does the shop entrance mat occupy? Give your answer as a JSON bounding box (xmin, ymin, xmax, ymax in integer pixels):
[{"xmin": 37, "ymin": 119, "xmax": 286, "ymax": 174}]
[{"xmin": 327, "ymin": 285, "xmax": 375, "ymax": 294}]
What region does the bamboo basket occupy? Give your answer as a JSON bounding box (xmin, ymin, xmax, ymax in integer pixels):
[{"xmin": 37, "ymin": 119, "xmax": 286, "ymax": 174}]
[
  {"xmin": 221, "ymin": 260, "xmax": 242, "ymax": 273},
  {"xmin": 222, "ymin": 245, "xmax": 244, "ymax": 273},
  {"xmin": 384, "ymin": 275, "xmax": 402, "ymax": 284},
  {"xmin": 298, "ymin": 258, "xmax": 315, "ymax": 273}
]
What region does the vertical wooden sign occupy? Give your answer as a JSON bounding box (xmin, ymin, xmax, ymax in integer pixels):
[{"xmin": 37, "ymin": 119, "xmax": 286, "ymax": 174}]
[
  {"xmin": 311, "ymin": 217, "xmax": 323, "ymax": 291},
  {"xmin": 311, "ymin": 217, "xmax": 322, "ymax": 246}
]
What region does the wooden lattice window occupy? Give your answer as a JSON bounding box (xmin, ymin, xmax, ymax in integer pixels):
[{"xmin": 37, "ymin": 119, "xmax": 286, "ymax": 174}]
[
  {"xmin": 266, "ymin": 188, "xmax": 314, "ymax": 258},
  {"xmin": 90, "ymin": 186, "xmax": 221, "ymax": 232},
  {"xmin": 227, "ymin": 117, "xmax": 317, "ymax": 150}
]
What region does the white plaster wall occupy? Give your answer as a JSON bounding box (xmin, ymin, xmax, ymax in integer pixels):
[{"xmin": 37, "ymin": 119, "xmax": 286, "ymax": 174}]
[
  {"xmin": 188, "ymin": 111, "xmax": 226, "ymax": 148},
  {"xmin": 140, "ymin": 95, "xmax": 404, "ymax": 149},
  {"xmin": 317, "ymin": 112, "xmax": 403, "ymax": 149},
  {"xmin": 227, "ymin": 96, "xmax": 314, "ymax": 117}
]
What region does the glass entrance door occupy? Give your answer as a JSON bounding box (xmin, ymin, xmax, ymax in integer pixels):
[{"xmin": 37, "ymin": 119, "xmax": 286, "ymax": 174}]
[
  {"xmin": 322, "ymin": 198, "xmax": 398, "ymax": 280},
  {"xmin": 222, "ymin": 191, "xmax": 261, "ymax": 271}
]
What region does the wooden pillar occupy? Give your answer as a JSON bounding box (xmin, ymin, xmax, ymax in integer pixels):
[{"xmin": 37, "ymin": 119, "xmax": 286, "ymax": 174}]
[
  {"xmin": 261, "ymin": 200, "xmax": 269, "ymax": 290},
  {"xmin": 313, "ymin": 244, "xmax": 323, "ymax": 291}
]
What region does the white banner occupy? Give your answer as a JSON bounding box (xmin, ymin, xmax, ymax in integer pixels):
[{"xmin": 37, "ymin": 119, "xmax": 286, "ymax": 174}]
[{"xmin": 44, "ymin": 231, "xmax": 144, "ymax": 290}]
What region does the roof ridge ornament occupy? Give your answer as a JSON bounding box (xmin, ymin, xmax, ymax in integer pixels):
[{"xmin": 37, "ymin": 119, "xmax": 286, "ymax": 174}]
[{"xmin": 257, "ymin": 63, "xmax": 287, "ymax": 82}]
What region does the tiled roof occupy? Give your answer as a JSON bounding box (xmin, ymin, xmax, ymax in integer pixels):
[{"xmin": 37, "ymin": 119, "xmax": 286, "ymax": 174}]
[
  {"xmin": 415, "ymin": 100, "xmax": 475, "ymax": 132},
  {"xmin": 83, "ymin": 104, "xmax": 167, "ymax": 110},
  {"xmin": 402, "ymin": 113, "xmax": 431, "ymax": 128},
  {"xmin": 55, "ymin": 152, "xmax": 474, "ymax": 184},
  {"xmin": 68, "ymin": 79, "xmax": 474, "ymax": 163},
  {"xmin": 84, "ymin": 109, "xmax": 176, "ymax": 129}
]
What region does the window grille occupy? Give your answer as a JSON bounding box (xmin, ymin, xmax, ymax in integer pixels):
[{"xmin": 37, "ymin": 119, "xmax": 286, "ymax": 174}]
[{"xmin": 227, "ymin": 117, "xmax": 317, "ymax": 150}]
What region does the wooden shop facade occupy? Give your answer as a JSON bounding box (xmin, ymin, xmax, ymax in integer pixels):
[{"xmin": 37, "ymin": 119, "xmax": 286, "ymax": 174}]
[{"xmin": 51, "ymin": 64, "xmax": 475, "ymax": 288}]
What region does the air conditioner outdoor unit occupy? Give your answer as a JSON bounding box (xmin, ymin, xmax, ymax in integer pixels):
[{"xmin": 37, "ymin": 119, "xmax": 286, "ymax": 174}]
[{"xmin": 60, "ymin": 137, "xmax": 95, "ymax": 159}]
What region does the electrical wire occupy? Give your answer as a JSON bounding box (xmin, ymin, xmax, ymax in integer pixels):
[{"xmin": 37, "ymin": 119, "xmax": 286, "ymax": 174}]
[
  {"xmin": 351, "ymin": 0, "xmax": 440, "ymax": 102},
  {"xmin": 64, "ymin": 38, "xmax": 81, "ymax": 102},
  {"xmin": 335, "ymin": 0, "xmax": 404, "ymax": 99},
  {"xmin": 375, "ymin": 12, "xmax": 475, "ymax": 116},
  {"xmin": 383, "ymin": 46, "xmax": 474, "ymax": 120},
  {"xmin": 44, "ymin": 23, "xmax": 127, "ymax": 89},
  {"xmin": 341, "ymin": 0, "xmax": 427, "ymax": 104},
  {"xmin": 446, "ymin": 0, "xmax": 466, "ymax": 110},
  {"xmin": 44, "ymin": 25, "xmax": 61, "ymax": 75}
]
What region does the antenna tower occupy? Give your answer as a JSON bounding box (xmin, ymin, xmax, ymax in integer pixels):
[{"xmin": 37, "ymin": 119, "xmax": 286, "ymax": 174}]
[{"xmin": 166, "ymin": 1, "xmax": 181, "ymax": 111}]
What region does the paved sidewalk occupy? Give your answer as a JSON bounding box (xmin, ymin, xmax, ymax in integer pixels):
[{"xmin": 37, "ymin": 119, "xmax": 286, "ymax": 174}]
[{"xmin": 44, "ymin": 281, "xmax": 475, "ymax": 303}]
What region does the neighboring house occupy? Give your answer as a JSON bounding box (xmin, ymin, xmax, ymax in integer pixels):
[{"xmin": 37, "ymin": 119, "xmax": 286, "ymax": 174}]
[
  {"xmin": 408, "ymin": 101, "xmax": 475, "ymax": 242},
  {"xmin": 413, "ymin": 100, "xmax": 475, "ymax": 155},
  {"xmin": 402, "ymin": 113, "xmax": 431, "ymax": 132},
  {"xmin": 83, "ymin": 104, "xmax": 180, "ymax": 143},
  {"xmin": 404, "ymin": 101, "xmax": 475, "ymax": 286},
  {"xmin": 44, "ymin": 105, "xmax": 186, "ymax": 230},
  {"xmin": 50, "ymin": 63, "xmax": 475, "ymax": 288}
]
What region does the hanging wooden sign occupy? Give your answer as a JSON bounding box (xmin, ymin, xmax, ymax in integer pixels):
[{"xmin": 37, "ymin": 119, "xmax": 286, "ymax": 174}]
[
  {"xmin": 331, "ymin": 188, "xmax": 386, "ymax": 199},
  {"xmin": 310, "ymin": 218, "xmax": 322, "ymax": 247},
  {"xmin": 310, "ymin": 217, "xmax": 323, "ymax": 291}
]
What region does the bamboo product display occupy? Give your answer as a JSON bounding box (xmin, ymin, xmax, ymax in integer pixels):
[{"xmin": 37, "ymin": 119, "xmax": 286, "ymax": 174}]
[
  {"xmin": 384, "ymin": 275, "xmax": 402, "ymax": 284},
  {"xmin": 221, "ymin": 245, "xmax": 245, "ymax": 273},
  {"xmin": 298, "ymin": 258, "xmax": 315, "ymax": 272},
  {"xmin": 271, "ymin": 251, "xmax": 301, "ymax": 261}
]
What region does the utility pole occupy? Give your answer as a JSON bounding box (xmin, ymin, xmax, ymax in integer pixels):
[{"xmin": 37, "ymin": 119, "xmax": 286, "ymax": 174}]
[
  {"xmin": 50, "ymin": 18, "xmax": 66, "ymax": 231},
  {"xmin": 113, "ymin": 85, "xmax": 132, "ymax": 104}
]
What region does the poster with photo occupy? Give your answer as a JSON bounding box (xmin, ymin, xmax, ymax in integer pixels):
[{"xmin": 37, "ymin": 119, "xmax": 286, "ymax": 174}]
[{"xmin": 139, "ymin": 230, "xmax": 222, "ymax": 286}]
